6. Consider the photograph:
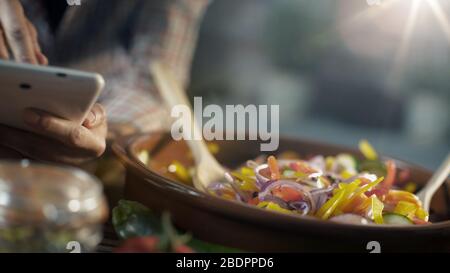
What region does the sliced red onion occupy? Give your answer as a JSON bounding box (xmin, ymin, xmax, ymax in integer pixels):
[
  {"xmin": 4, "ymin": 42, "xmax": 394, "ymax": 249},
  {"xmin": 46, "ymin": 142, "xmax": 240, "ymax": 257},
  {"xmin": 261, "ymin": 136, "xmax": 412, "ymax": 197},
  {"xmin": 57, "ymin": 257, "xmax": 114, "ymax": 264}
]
[
  {"xmin": 309, "ymin": 186, "xmax": 334, "ymax": 212},
  {"xmin": 314, "ymin": 193, "xmax": 329, "ymax": 212},
  {"xmin": 289, "ymin": 200, "xmax": 310, "ymax": 215},
  {"xmin": 310, "ymin": 185, "xmax": 335, "ymax": 195},
  {"xmin": 259, "ymin": 179, "xmax": 276, "ymax": 192},
  {"xmin": 322, "ymin": 173, "xmax": 341, "ymax": 184},
  {"xmin": 281, "ymin": 159, "xmax": 323, "ymax": 181},
  {"xmin": 300, "ymin": 189, "xmax": 315, "ymax": 212},
  {"xmin": 258, "ymin": 180, "xmax": 311, "ymax": 201},
  {"xmin": 260, "ymin": 195, "xmax": 290, "ymax": 209},
  {"xmin": 207, "ymin": 181, "xmax": 241, "ymax": 201},
  {"xmin": 223, "ymin": 172, "xmax": 251, "ymax": 202},
  {"xmin": 296, "ymin": 177, "xmax": 323, "ymax": 189},
  {"xmin": 254, "ymin": 164, "xmax": 270, "ymax": 187}
]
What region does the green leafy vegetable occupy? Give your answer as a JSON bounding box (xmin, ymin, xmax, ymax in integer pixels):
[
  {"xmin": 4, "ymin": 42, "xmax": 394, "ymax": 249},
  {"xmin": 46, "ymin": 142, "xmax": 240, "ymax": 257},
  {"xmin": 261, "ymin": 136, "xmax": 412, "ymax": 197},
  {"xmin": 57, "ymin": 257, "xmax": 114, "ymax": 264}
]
[
  {"xmin": 112, "ymin": 200, "xmax": 161, "ymax": 240},
  {"xmin": 112, "ymin": 200, "xmax": 241, "ymax": 253}
]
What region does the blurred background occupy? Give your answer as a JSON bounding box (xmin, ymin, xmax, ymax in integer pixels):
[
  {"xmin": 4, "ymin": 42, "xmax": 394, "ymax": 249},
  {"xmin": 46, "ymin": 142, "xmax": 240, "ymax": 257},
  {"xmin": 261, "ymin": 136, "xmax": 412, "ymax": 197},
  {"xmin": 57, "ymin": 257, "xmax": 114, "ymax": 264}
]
[{"xmin": 188, "ymin": 0, "xmax": 450, "ymax": 169}]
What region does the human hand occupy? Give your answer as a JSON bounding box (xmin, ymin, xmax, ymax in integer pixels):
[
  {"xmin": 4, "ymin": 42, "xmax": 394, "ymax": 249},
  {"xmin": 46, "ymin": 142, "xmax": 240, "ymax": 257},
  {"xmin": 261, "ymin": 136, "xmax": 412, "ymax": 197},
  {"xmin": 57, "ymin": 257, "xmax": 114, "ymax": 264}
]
[
  {"xmin": 0, "ymin": 0, "xmax": 48, "ymax": 64},
  {"xmin": 0, "ymin": 104, "xmax": 107, "ymax": 165}
]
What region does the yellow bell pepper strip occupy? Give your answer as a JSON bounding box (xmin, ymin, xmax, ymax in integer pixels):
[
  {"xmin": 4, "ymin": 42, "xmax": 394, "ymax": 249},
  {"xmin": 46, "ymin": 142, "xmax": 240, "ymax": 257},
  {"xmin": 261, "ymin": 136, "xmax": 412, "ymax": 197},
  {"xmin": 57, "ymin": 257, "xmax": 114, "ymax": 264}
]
[
  {"xmin": 404, "ymin": 182, "xmax": 417, "ymax": 193},
  {"xmin": 338, "ymin": 177, "xmax": 382, "ymax": 214},
  {"xmin": 207, "ymin": 143, "xmax": 220, "ymax": 154},
  {"xmin": 371, "ymin": 196, "xmax": 384, "ymax": 224},
  {"xmin": 267, "ymin": 156, "xmax": 281, "ymax": 180},
  {"xmin": 342, "ymin": 193, "xmax": 368, "ymax": 214},
  {"xmin": 354, "ymin": 196, "xmax": 372, "ymax": 214},
  {"xmin": 240, "ymin": 181, "xmax": 258, "ymax": 192},
  {"xmin": 332, "ymin": 180, "xmax": 361, "ymax": 216},
  {"xmin": 240, "ymin": 167, "xmax": 255, "ymax": 177},
  {"xmin": 394, "ymin": 201, "xmax": 417, "ymax": 219},
  {"xmin": 385, "ymin": 190, "xmax": 421, "ymax": 207},
  {"xmin": 265, "ymin": 202, "xmax": 292, "ymax": 214},
  {"xmin": 257, "ymin": 201, "xmax": 269, "ymax": 208},
  {"xmin": 231, "ymin": 171, "xmax": 253, "ymax": 183},
  {"xmin": 168, "ymin": 161, "xmax": 192, "ymax": 184},
  {"xmin": 415, "ymin": 207, "xmax": 429, "ymax": 221},
  {"xmin": 359, "ymin": 139, "xmax": 378, "ymax": 160},
  {"xmin": 293, "ymin": 171, "xmax": 309, "ymax": 179},
  {"xmin": 320, "ymin": 177, "xmax": 381, "ymax": 217},
  {"xmin": 316, "ymin": 189, "xmax": 346, "ymax": 220},
  {"xmin": 334, "ymin": 180, "xmax": 362, "ymax": 214},
  {"xmin": 230, "ymin": 172, "xmax": 258, "ymax": 192},
  {"xmin": 340, "ymin": 170, "xmax": 354, "ymax": 180},
  {"xmin": 354, "ymin": 176, "xmax": 384, "ymax": 197}
]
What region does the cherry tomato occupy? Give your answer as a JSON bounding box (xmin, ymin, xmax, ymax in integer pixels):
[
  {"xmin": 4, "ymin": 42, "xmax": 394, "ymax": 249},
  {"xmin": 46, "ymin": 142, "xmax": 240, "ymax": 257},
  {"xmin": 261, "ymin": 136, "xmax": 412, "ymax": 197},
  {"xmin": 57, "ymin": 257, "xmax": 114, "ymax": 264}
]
[
  {"xmin": 248, "ymin": 197, "xmax": 260, "ymax": 205},
  {"xmin": 114, "ymin": 236, "xmax": 160, "ymax": 253},
  {"xmin": 174, "ymin": 245, "xmax": 195, "ymax": 253},
  {"xmin": 272, "ymin": 186, "xmax": 303, "ymax": 202}
]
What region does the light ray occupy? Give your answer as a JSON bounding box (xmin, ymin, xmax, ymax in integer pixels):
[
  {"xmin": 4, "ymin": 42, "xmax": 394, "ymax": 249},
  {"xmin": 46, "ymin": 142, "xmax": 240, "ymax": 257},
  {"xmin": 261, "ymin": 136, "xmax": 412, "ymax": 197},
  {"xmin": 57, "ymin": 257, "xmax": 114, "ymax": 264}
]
[
  {"xmin": 338, "ymin": 0, "xmax": 401, "ymax": 30},
  {"xmin": 389, "ymin": 0, "xmax": 422, "ymax": 84},
  {"xmin": 426, "ymin": 0, "xmax": 450, "ymax": 44}
]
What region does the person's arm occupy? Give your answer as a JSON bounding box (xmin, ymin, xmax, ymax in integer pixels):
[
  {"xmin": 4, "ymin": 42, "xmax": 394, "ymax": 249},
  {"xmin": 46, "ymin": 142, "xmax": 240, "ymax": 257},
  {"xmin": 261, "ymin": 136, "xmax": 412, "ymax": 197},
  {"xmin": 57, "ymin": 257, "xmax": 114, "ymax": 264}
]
[
  {"xmin": 69, "ymin": 0, "xmax": 210, "ymax": 135},
  {"xmin": 0, "ymin": 0, "xmax": 107, "ymax": 164}
]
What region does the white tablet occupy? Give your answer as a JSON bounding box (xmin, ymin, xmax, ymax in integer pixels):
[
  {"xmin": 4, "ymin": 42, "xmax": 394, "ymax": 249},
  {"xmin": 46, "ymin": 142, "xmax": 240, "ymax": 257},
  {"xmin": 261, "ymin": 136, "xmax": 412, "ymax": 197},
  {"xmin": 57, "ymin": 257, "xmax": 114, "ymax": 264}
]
[{"xmin": 0, "ymin": 60, "xmax": 105, "ymax": 131}]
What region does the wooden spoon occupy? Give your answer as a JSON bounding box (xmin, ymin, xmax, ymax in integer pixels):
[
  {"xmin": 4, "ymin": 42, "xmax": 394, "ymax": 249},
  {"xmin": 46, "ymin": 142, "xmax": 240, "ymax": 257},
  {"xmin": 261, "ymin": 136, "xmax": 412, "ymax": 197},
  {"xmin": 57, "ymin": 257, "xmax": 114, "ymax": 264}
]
[
  {"xmin": 416, "ymin": 153, "xmax": 450, "ymax": 212},
  {"xmin": 150, "ymin": 62, "xmax": 226, "ymax": 192}
]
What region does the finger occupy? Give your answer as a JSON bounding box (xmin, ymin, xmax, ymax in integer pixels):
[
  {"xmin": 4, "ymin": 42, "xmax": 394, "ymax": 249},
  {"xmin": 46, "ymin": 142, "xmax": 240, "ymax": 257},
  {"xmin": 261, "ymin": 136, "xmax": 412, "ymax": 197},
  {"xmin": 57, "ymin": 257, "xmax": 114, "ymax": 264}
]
[
  {"xmin": 0, "ymin": 125, "xmax": 101, "ymax": 164},
  {"xmin": 22, "ymin": 108, "xmax": 106, "ymax": 156},
  {"xmin": 0, "ymin": 0, "xmax": 38, "ymax": 64},
  {"xmin": 83, "ymin": 103, "xmax": 107, "ymax": 129},
  {"xmin": 0, "ymin": 123, "xmax": 104, "ymax": 164},
  {"xmin": 0, "ymin": 27, "xmax": 9, "ymax": 59},
  {"xmin": 26, "ymin": 19, "xmax": 47, "ymax": 65},
  {"xmin": 35, "ymin": 50, "xmax": 48, "ymax": 65}
]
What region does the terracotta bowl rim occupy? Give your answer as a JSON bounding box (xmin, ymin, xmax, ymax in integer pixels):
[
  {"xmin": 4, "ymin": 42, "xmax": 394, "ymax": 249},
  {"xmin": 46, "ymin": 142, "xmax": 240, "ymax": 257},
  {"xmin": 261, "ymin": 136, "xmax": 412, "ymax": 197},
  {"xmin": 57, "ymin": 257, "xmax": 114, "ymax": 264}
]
[{"xmin": 112, "ymin": 132, "xmax": 450, "ymax": 234}]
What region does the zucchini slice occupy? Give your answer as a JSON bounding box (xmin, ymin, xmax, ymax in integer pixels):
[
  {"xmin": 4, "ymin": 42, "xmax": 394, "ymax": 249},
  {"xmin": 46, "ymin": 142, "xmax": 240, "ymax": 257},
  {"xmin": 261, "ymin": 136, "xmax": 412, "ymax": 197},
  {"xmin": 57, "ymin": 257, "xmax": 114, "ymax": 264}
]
[{"xmin": 383, "ymin": 213, "xmax": 413, "ymax": 225}]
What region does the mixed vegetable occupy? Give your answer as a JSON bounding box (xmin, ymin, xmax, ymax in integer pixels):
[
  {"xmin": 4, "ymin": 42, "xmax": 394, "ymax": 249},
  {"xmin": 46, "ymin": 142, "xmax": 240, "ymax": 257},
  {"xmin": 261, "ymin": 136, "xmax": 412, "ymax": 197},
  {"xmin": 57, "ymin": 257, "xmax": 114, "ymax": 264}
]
[
  {"xmin": 165, "ymin": 140, "xmax": 429, "ymax": 226},
  {"xmin": 112, "ymin": 200, "xmax": 239, "ymax": 253}
]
